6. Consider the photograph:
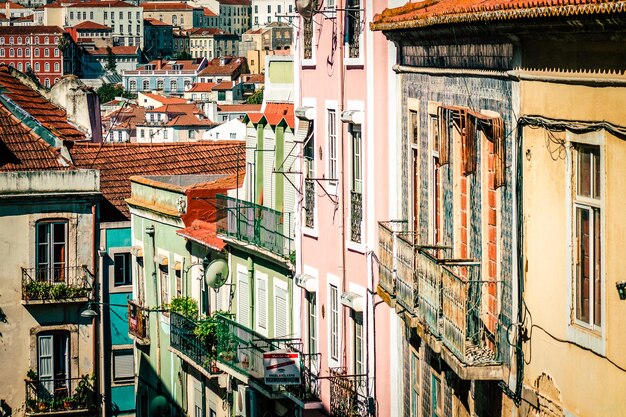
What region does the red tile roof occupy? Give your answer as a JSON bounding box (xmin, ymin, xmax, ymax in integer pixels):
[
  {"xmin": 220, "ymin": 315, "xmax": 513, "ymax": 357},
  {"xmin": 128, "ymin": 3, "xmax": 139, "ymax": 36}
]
[
  {"xmin": 147, "ymin": 103, "xmax": 200, "ymax": 114},
  {"xmin": 68, "ymin": 1, "xmax": 135, "ymax": 7},
  {"xmin": 371, "ymin": 0, "xmax": 626, "ymax": 30},
  {"xmin": 139, "ymin": 59, "xmax": 203, "ymax": 71},
  {"xmin": 218, "ymin": 104, "xmax": 261, "ymax": 112},
  {"xmin": 177, "ymin": 219, "xmax": 225, "ymax": 250},
  {"xmin": 212, "ymin": 81, "xmax": 236, "ymax": 90},
  {"xmin": 246, "ymin": 102, "xmax": 294, "ymax": 128},
  {"xmin": 142, "ymin": 2, "xmax": 194, "ymax": 10},
  {"xmin": 203, "ymin": 7, "xmax": 217, "ymax": 16},
  {"xmin": 0, "ymin": 66, "xmax": 86, "ymax": 141},
  {"xmin": 73, "ymin": 20, "xmax": 112, "ymax": 30},
  {"xmin": 166, "ymin": 114, "xmax": 215, "ymax": 127},
  {"xmin": 89, "ymin": 46, "xmax": 139, "ymax": 55},
  {"xmin": 144, "ymin": 17, "xmax": 172, "ymax": 26},
  {"xmin": 189, "ymin": 27, "xmax": 225, "ymax": 36},
  {"xmin": 140, "ymin": 92, "xmax": 188, "ymax": 105},
  {"xmin": 187, "ymin": 82, "xmax": 217, "ymax": 92},
  {"xmin": 68, "ymin": 141, "xmax": 245, "ymax": 221},
  {"xmin": 0, "ymin": 101, "xmax": 73, "ymax": 171},
  {"xmin": 218, "ymin": 0, "xmax": 249, "ymax": 5},
  {"xmin": 0, "ymin": 2, "xmax": 26, "ymax": 9},
  {"xmin": 243, "ymin": 73, "xmax": 264, "ymax": 83},
  {"xmin": 0, "ymin": 25, "xmax": 63, "ymax": 35},
  {"xmin": 199, "ymin": 56, "xmax": 247, "ymax": 76},
  {"xmin": 104, "ymin": 105, "xmax": 145, "ymax": 131}
]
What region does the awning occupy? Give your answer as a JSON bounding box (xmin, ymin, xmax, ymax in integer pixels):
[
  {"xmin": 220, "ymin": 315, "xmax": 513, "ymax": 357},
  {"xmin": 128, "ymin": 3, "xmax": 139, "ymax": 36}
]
[
  {"xmin": 294, "ymin": 274, "xmax": 317, "ymax": 293},
  {"xmin": 154, "ymin": 254, "xmax": 168, "ymax": 266},
  {"xmin": 130, "ymin": 246, "xmax": 143, "ymax": 257},
  {"xmin": 294, "ymin": 119, "xmax": 311, "ymax": 143},
  {"xmin": 295, "ymin": 106, "xmax": 315, "ymax": 121},
  {"xmin": 340, "ymin": 110, "xmax": 364, "ymax": 125},
  {"xmin": 340, "ymin": 291, "xmax": 365, "ymax": 312}
]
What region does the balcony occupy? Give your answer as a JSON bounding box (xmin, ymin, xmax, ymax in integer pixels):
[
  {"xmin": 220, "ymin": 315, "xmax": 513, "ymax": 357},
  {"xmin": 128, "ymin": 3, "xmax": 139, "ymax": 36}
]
[
  {"xmin": 22, "ymin": 266, "xmax": 91, "ymax": 304},
  {"xmin": 329, "ymin": 367, "xmax": 370, "ymax": 417},
  {"xmin": 128, "ymin": 301, "xmax": 149, "ymax": 344},
  {"xmin": 350, "ymin": 191, "xmax": 362, "ymax": 244},
  {"xmin": 216, "ymin": 195, "xmax": 294, "ymax": 261},
  {"xmin": 376, "ymin": 221, "xmax": 503, "ymax": 379},
  {"xmin": 25, "ymin": 376, "xmax": 94, "ymax": 416},
  {"xmin": 304, "ymin": 180, "xmax": 315, "ymax": 229},
  {"xmin": 214, "ymin": 315, "xmax": 321, "ymax": 405},
  {"xmin": 170, "ymin": 312, "xmax": 219, "ymax": 375}
]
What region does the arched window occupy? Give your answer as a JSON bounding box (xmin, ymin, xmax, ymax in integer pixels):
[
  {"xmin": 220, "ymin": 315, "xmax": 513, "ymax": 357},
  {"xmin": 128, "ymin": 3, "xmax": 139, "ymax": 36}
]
[
  {"xmin": 170, "ymin": 79, "xmax": 177, "ymax": 92},
  {"xmin": 129, "ymin": 80, "xmax": 137, "ymax": 92},
  {"xmin": 172, "ymin": 15, "xmax": 177, "ymax": 26},
  {"xmin": 34, "ymin": 48, "xmax": 39, "ymax": 57},
  {"xmin": 54, "ymin": 62, "xmax": 59, "ymax": 72},
  {"xmin": 44, "ymin": 62, "xmax": 50, "ymax": 72},
  {"xmin": 35, "ymin": 62, "xmax": 40, "ymax": 71},
  {"xmin": 142, "ymin": 79, "xmax": 149, "ymax": 91},
  {"xmin": 17, "ymin": 36, "xmax": 21, "ymax": 44},
  {"xmin": 44, "ymin": 78, "xmax": 50, "ymax": 87},
  {"xmin": 156, "ymin": 79, "xmax": 163, "ymax": 90},
  {"xmin": 44, "ymin": 37, "xmax": 49, "ymax": 44},
  {"xmin": 17, "ymin": 62, "xmax": 22, "ymax": 71}
]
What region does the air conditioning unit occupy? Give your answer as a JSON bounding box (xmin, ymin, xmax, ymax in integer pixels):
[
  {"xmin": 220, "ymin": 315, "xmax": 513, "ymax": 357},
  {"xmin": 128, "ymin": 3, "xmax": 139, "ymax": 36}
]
[{"xmin": 234, "ymin": 385, "xmax": 250, "ymax": 417}]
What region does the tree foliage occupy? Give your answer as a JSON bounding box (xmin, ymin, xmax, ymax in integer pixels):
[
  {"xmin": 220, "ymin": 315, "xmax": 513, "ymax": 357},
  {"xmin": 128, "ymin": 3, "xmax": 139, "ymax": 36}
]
[
  {"xmin": 105, "ymin": 46, "xmax": 117, "ymax": 74},
  {"xmin": 246, "ymin": 87, "xmax": 264, "ymax": 104},
  {"xmin": 175, "ymin": 51, "xmax": 192, "ymax": 60},
  {"xmin": 96, "ymin": 83, "xmax": 127, "ymax": 104}
]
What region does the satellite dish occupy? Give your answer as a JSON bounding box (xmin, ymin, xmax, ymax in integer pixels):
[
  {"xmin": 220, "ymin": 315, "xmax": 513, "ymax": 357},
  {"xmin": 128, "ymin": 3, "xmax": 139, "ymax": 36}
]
[
  {"xmin": 205, "ymin": 259, "xmax": 229, "ymax": 289},
  {"xmin": 295, "ymin": 0, "xmax": 322, "ymax": 17}
]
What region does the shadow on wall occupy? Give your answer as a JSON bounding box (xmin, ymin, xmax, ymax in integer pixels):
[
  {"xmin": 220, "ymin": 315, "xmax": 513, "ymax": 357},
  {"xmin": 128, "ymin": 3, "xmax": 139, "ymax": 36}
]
[{"xmin": 135, "ymin": 350, "xmax": 181, "ymax": 417}]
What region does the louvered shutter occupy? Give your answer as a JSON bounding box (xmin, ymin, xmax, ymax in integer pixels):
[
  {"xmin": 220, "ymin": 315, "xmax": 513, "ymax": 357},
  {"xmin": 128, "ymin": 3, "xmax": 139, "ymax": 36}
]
[
  {"xmin": 256, "ymin": 277, "xmax": 267, "ymax": 332},
  {"xmin": 37, "ymin": 335, "xmax": 54, "ymax": 395},
  {"xmin": 237, "ymin": 269, "xmax": 250, "ymax": 327},
  {"xmin": 263, "ymin": 132, "xmax": 275, "ymax": 206},
  {"xmin": 274, "ymin": 283, "xmax": 288, "ymax": 338},
  {"xmin": 294, "ymin": 119, "xmax": 310, "ymax": 143},
  {"xmin": 194, "ymin": 379, "xmax": 203, "ymax": 417},
  {"xmin": 113, "ymin": 350, "xmax": 134, "ymax": 381}
]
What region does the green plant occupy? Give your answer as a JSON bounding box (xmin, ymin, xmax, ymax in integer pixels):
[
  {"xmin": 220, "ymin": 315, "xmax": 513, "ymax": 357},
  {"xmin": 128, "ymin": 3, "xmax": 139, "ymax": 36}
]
[
  {"xmin": 169, "ymin": 297, "xmax": 198, "ymax": 320},
  {"xmin": 25, "ymin": 399, "xmax": 38, "ymax": 412},
  {"xmin": 50, "ymin": 283, "xmax": 69, "ymax": 300},
  {"xmin": 73, "ymin": 374, "xmax": 94, "ymax": 407},
  {"xmin": 26, "ymin": 368, "xmax": 38, "ymax": 380},
  {"xmin": 24, "ymin": 281, "xmax": 53, "ymax": 300}
]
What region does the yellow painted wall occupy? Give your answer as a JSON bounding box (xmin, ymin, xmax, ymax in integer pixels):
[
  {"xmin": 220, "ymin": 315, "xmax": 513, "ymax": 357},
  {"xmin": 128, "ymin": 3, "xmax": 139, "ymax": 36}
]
[{"xmin": 521, "ymin": 79, "xmax": 626, "ymax": 417}]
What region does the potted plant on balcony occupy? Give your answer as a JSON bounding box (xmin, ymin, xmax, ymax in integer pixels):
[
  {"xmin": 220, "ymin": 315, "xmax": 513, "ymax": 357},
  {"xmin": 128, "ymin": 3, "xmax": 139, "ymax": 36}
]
[
  {"xmin": 73, "ymin": 374, "xmax": 94, "ymax": 409},
  {"xmin": 168, "ymin": 296, "xmax": 198, "ymax": 320},
  {"xmin": 194, "ymin": 316, "xmax": 218, "ymax": 355},
  {"xmin": 63, "ymin": 396, "xmax": 77, "ymax": 410}
]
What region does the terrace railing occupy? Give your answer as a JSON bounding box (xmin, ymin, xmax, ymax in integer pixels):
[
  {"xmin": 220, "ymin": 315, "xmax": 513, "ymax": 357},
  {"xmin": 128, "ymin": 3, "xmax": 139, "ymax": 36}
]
[
  {"xmin": 328, "ymin": 367, "xmax": 370, "ymax": 417},
  {"xmin": 25, "ymin": 377, "xmax": 93, "ymax": 415},
  {"xmin": 128, "ymin": 300, "xmax": 149, "ymax": 343},
  {"xmin": 377, "ymin": 221, "xmax": 407, "ymax": 297},
  {"xmin": 22, "ymin": 266, "xmax": 91, "ymax": 303}
]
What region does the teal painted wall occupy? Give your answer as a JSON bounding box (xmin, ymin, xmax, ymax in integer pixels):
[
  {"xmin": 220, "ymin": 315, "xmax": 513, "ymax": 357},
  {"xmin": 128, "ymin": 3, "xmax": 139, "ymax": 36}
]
[
  {"xmin": 106, "ymin": 227, "xmax": 132, "ymax": 250},
  {"xmin": 111, "ymin": 384, "xmax": 136, "ymax": 415}
]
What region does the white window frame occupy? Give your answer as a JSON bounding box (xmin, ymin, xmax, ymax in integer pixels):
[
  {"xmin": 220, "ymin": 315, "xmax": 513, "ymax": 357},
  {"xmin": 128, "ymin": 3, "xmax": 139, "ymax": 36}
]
[
  {"xmin": 236, "ymin": 263, "xmax": 250, "ymax": 328},
  {"xmin": 111, "ymin": 346, "xmax": 135, "ymax": 385},
  {"xmin": 273, "ymin": 278, "xmax": 289, "ymax": 339},
  {"xmin": 301, "ymin": 14, "xmax": 316, "ymax": 67},
  {"xmin": 325, "ymin": 101, "xmax": 338, "ymax": 195},
  {"xmin": 343, "ymin": 0, "xmax": 364, "ymax": 66},
  {"xmin": 327, "ymin": 107, "xmax": 337, "ymax": 185},
  {"xmin": 327, "ymin": 274, "xmax": 341, "ymax": 367},
  {"xmin": 301, "ymin": 99, "xmax": 319, "ymax": 238},
  {"xmin": 565, "ymin": 130, "xmax": 605, "ymax": 355}
]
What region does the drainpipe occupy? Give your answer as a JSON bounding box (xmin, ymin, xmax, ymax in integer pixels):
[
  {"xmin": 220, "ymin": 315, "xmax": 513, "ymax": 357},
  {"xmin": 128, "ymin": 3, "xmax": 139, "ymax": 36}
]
[
  {"xmin": 146, "ymin": 225, "xmax": 160, "ymax": 378},
  {"xmin": 90, "ymin": 203, "xmax": 102, "ymax": 417}
]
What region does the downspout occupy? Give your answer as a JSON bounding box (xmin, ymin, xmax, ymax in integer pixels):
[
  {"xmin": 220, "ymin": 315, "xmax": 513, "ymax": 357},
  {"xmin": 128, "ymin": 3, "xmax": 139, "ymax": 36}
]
[
  {"xmin": 338, "ymin": 0, "xmax": 348, "ymax": 366},
  {"xmin": 146, "ymin": 224, "xmax": 160, "ymax": 378},
  {"xmin": 91, "ymin": 203, "xmax": 101, "ymax": 417}
]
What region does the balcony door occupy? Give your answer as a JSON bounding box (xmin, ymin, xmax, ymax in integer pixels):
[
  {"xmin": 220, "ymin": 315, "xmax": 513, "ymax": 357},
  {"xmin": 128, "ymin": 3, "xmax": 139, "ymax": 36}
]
[
  {"xmin": 36, "ymin": 221, "xmax": 67, "ymax": 282},
  {"xmin": 38, "ymin": 332, "xmax": 69, "ymax": 397}
]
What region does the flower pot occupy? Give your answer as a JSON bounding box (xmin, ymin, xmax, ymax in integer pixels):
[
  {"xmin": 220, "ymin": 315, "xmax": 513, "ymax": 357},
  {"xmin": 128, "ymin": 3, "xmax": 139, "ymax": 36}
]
[{"xmin": 37, "ymin": 402, "xmax": 48, "ymax": 412}]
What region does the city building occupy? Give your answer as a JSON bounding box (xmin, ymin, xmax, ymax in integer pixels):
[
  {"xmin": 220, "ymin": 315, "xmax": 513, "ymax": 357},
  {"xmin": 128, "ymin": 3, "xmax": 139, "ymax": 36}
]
[
  {"xmin": 293, "ymin": 0, "xmax": 396, "ymax": 413},
  {"xmin": 217, "ymin": 0, "xmax": 250, "ymax": 36},
  {"xmin": 0, "ymin": 64, "xmax": 100, "ymax": 417},
  {"xmin": 189, "ymin": 27, "xmax": 238, "ymax": 60},
  {"xmin": 143, "ymin": 18, "xmax": 173, "ymax": 61},
  {"xmin": 251, "ymin": 0, "xmax": 293, "ymax": 26},
  {"xmin": 202, "ymin": 7, "xmax": 218, "ymax": 28},
  {"xmin": 66, "ymin": 21, "xmax": 113, "ymax": 50},
  {"xmin": 122, "ymin": 57, "xmax": 208, "ymax": 96},
  {"xmin": 135, "ymin": 103, "xmax": 215, "ymax": 142},
  {"xmin": 62, "ymin": 1, "xmax": 144, "ymax": 48},
  {"xmin": 141, "ymin": 2, "xmax": 203, "ymax": 31},
  {"xmin": 0, "ymin": 26, "xmax": 66, "ymax": 87},
  {"xmin": 82, "ymin": 46, "xmax": 141, "ymax": 79},
  {"xmin": 196, "ymin": 56, "xmax": 248, "ymax": 83}
]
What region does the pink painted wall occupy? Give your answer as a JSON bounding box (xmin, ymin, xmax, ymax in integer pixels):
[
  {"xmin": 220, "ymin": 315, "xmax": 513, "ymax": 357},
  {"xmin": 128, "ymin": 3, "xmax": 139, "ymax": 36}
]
[{"xmin": 295, "ymin": 0, "xmax": 394, "ymax": 412}]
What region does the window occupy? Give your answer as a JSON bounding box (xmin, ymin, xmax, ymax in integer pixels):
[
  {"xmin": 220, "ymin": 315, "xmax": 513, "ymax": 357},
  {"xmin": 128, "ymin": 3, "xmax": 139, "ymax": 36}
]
[
  {"xmin": 352, "ymin": 311, "xmax": 363, "ymax": 376},
  {"xmin": 34, "ymin": 48, "xmax": 39, "ymax": 57},
  {"xmin": 44, "ymin": 48, "xmax": 49, "ymax": 57},
  {"xmin": 37, "ymin": 332, "xmax": 70, "ymax": 395},
  {"xmin": 159, "ymin": 265, "xmax": 169, "ymax": 310},
  {"xmin": 307, "ymin": 291, "xmax": 317, "ymax": 353},
  {"xmin": 104, "ymin": 11, "xmax": 108, "ymax": 19},
  {"xmin": 163, "ymin": 130, "xmax": 168, "ymax": 140},
  {"xmin": 119, "ymin": 11, "xmax": 123, "ymax": 19},
  {"xmin": 330, "ymin": 284, "xmax": 339, "ymax": 361},
  {"xmin": 45, "ymin": 78, "xmax": 50, "ymax": 88},
  {"xmin": 127, "ymin": 11, "xmax": 131, "ymax": 19},
  {"xmin": 36, "ymin": 221, "xmax": 67, "ymax": 282},
  {"xmin": 431, "ymin": 375, "xmax": 442, "ymax": 417},
  {"xmin": 304, "ymin": 121, "xmax": 315, "ymax": 228},
  {"xmin": 256, "ymin": 273, "xmax": 268, "ymax": 333},
  {"xmin": 274, "ymin": 282, "xmax": 289, "ymax": 337},
  {"xmin": 189, "ymin": 130, "xmax": 195, "ymax": 139},
  {"xmin": 350, "ymin": 124, "xmax": 362, "ymax": 243},
  {"xmin": 17, "ymin": 48, "xmax": 21, "ymax": 57},
  {"xmin": 237, "ymin": 267, "xmax": 250, "ymax": 327},
  {"xmin": 44, "ymin": 37, "xmax": 49, "ymax": 44},
  {"xmin": 137, "ymin": 12, "xmax": 140, "ymax": 19},
  {"xmin": 35, "ymin": 62, "xmax": 40, "ymax": 71},
  {"xmin": 0, "ymin": 50, "xmax": 4, "ymax": 57},
  {"xmin": 54, "ymin": 62, "xmax": 59, "ymax": 72},
  {"xmin": 170, "ymin": 79, "xmax": 177, "ymax": 91},
  {"xmin": 142, "ymin": 79, "xmax": 149, "ymax": 90},
  {"xmin": 128, "ymin": 25, "xmax": 132, "ymax": 35},
  {"xmin": 25, "ymin": 48, "xmax": 30, "ymax": 57},
  {"xmin": 139, "ymin": 128, "xmax": 144, "ymax": 138},
  {"xmin": 69, "ymin": 12, "xmax": 74, "ymax": 19},
  {"xmin": 44, "ymin": 62, "xmax": 50, "ymax": 72},
  {"xmin": 8, "ymin": 48, "xmax": 13, "ymax": 57},
  {"xmin": 17, "ymin": 37, "xmax": 21, "ymax": 44},
  {"xmin": 410, "ymin": 350, "xmax": 420, "ymax": 417},
  {"xmin": 172, "ymin": 15, "xmax": 178, "ymax": 26},
  {"xmin": 129, "ymin": 80, "xmax": 137, "ymax": 92},
  {"xmin": 327, "ymin": 109, "xmax": 337, "ymax": 181},
  {"xmin": 573, "ymin": 144, "xmax": 602, "ymax": 329},
  {"xmin": 156, "ymin": 79, "xmax": 163, "ymax": 90},
  {"xmin": 267, "ymin": 4, "xmax": 271, "ymax": 12},
  {"xmin": 114, "ymin": 253, "xmax": 132, "ymax": 286},
  {"xmin": 90, "ymin": 11, "xmax": 93, "ymax": 19},
  {"xmin": 112, "ymin": 349, "xmax": 134, "ymax": 383}
]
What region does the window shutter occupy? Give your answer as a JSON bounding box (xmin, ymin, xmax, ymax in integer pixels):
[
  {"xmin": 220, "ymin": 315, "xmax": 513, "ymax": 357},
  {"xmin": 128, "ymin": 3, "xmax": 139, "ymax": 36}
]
[
  {"xmin": 113, "ymin": 350, "xmax": 134, "ymax": 381},
  {"xmin": 237, "ymin": 270, "xmax": 249, "ymax": 327},
  {"xmin": 295, "ymin": 119, "xmax": 310, "ymax": 143},
  {"xmin": 256, "ymin": 278, "xmax": 267, "ymax": 331},
  {"xmin": 274, "ymin": 284, "xmax": 288, "ymax": 338},
  {"xmin": 37, "ymin": 335, "xmax": 54, "ymax": 394}
]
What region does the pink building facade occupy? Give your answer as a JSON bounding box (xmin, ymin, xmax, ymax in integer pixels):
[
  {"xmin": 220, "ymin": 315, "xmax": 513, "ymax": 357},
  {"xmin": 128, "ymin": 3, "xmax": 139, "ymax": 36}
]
[{"xmin": 293, "ymin": 0, "xmax": 402, "ymax": 414}]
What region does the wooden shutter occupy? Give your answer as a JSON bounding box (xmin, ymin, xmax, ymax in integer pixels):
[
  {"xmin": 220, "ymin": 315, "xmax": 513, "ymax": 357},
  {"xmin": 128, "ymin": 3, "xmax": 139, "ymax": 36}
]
[
  {"xmin": 274, "ymin": 283, "xmax": 288, "ymax": 338},
  {"xmin": 113, "ymin": 350, "xmax": 134, "ymax": 381},
  {"xmin": 237, "ymin": 269, "xmax": 250, "ymax": 327},
  {"xmin": 38, "ymin": 335, "xmax": 54, "ymax": 394},
  {"xmin": 256, "ymin": 276, "xmax": 267, "ymax": 331}
]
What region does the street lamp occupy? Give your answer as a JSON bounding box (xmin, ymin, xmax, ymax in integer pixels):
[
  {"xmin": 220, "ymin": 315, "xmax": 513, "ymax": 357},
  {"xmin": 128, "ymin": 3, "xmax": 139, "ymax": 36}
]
[{"xmin": 80, "ymin": 301, "xmax": 130, "ymax": 318}]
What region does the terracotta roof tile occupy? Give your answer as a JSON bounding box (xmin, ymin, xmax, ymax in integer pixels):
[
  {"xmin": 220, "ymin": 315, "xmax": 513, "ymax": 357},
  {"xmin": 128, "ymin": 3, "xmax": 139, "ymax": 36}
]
[
  {"xmin": 0, "ymin": 25, "xmax": 63, "ymax": 35},
  {"xmin": 166, "ymin": 114, "xmax": 215, "ymax": 127},
  {"xmin": 198, "ymin": 56, "xmax": 247, "ymax": 76},
  {"xmin": 177, "ymin": 219, "xmax": 225, "ymax": 250},
  {"xmin": 0, "ymin": 66, "xmax": 86, "ymax": 141},
  {"xmin": 140, "ymin": 92, "xmax": 188, "ymax": 105},
  {"xmin": 73, "ymin": 20, "xmax": 112, "ymax": 30},
  {"xmin": 212, "ymin": 81, "xmax": 235, "ymax": 90},
  {"xmin": 218, "ymin": 0, "xmax": 249, "ymax": 6},
  {"xmin": 144, "ymin": 17, "xmax": 172, "ymax": 26},
  {"xmin": 146, "ymin": 103, "xmax": 200, "ymax": 114},
  {"xmin": 187, "ymin": 82, "xmax": 217, "ymax": 92},
  {"xmin": 0, "ymin": 101, "xmax": 72, "ymax": 172},
  {"xmin": 69, "ymin": 1, "xmax": 135, "ymax": 7},
  {"xmin": 203, "ymin": 7, "xmax": 217, "ymax": 16},
  {"xmin": 217, "ymin": 104, "xmax": 261, "ymax": 112},
  {"xmin": 142, "ymin": 2, "xmax": 194, "ymax": 10},
  {"xmin": 246, "ymin": 103, "xmax": 294, "ymax": 128},
  {"xmin": 89, "ymin": 46, "xmax": 139, "ymax": 55},
  {"xmin": 189, "ymin": 27, "xmax": 226, "ymax": 36},
  {"xmin": 68, "ymin": 141, "xmax": 245, "ymax": 221},
  {"xmin": 371, "ymin": 0, "xmax": 626, "ymax": 30}
]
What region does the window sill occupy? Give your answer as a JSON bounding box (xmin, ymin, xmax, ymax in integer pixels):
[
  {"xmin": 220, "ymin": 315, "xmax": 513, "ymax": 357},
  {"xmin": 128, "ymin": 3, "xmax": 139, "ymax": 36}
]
[
  {"xmin": 346, "ymin": 240, "xmax": 365, "ymax": 254},
  {"xmin": 301, "ymin": 59, "xmax": 316, "ymax": 69},
  {"xmin": 303, "ymin": 226, "xmax": 318, "ymax": 239},
  {"xmin": 566, "ymin": 322, "xmax": 605, "ymax": 356},
  {"xmin": 110, "ymin": 284, "xmax": 132, "ymax": 294}
]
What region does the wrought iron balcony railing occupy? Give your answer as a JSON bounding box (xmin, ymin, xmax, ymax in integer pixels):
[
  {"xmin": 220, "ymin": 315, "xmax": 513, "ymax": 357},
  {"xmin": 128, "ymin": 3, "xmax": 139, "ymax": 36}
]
[
  {"xmin": 395, "ymin": 232, "xmax": 417, "ymax": 313},
  {"xmin": 304, "ymin": 180, "xmax": 315, "ymax": 228},
  {"xmin": 170, "ymin": 312, "xmax": 218, "ymax": 373},
  {"xmin": 329, "ymin": 367, "xmax": 370, "ymax": 417},
  {"xmin": 128, "ymin": 301, "xmax": 149, "ymax": 344},
  {"xmin": 22, "ymin": 266, "xmax": 91, "ymax": 303},
  {"xmin": 377, "ymin": 221, "xmax": 407, "ymax": 297},
  {"xmin": 216, "ymin": 194, "xmax": 294, "ymax": 260},
  {"xmin": 25, "ymin": 376, "xmax": 94, "ymax": 415},
  {"xmin": 350, "ymin": 191, "xmax": 362, "ymax": 243},
  {"xmin": 215, "ymin": 315, "xmax": 321, "ymax": 403}
]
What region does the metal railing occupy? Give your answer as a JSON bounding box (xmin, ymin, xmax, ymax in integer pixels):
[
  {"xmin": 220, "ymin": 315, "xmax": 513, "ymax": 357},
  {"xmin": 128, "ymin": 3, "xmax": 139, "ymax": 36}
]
[
  {"xmin": 25, "ymin": 377, "xmax": 93, "ymax": 414},
  {"xmin": 329, "ymin": 367, "xmax": 370, "ymax": 417},
  {"xmin": 170, "ymin": 312, "xmax": 215, "ymax": 371},
  {"xmin": 376, "ymin": 221, "xmax": 407, "ymax": 297},
  {"xmin": 128, "ymin": 301, "xmax": 149, "ymax": 343},
  {"xmin": 22, "ymin": 266, "xmax": 91, "ymax": 302},
  {"xmin": 350, "ymin": 191, "xmax": 362, "ymax": 243},
  {"xmin": 304, "ymin": 180, "xmax": 315, "ymax": 228},
  {"xmin": 215, "ymin": 315, "xmax": 321, "ymax": 403},
  {"xmin": 216, "ymin": 194, "xmax": 294, "ymax": 259},
  {"xmin": 395, "ymin": 233, "xmax": 416, "ymax": 313},
  {"xmin": 303, "ymin": 17, "xmax": 313, "ymax": 60}
]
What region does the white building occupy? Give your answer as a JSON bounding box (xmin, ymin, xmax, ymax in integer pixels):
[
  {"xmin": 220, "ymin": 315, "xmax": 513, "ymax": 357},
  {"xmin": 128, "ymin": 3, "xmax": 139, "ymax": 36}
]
[
  {"xmin": 251, "ymin": 0, "xmax": 293, "ymax": 26},
  {"xmin": 217, "ymin": 0, "xmax": 250, "ymax": 36},
  {"xmin": 203, "ymin": 117, "xmax": 245, "ymax": 140}
]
